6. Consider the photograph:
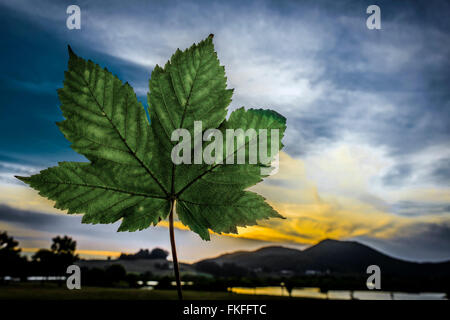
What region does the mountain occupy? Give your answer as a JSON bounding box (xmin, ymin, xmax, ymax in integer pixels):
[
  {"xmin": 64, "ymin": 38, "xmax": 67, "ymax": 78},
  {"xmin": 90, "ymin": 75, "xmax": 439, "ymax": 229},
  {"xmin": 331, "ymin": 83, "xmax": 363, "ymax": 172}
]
[{"xmin": 195, "ymin": 239, "xmax": 450, "ymax": 276}]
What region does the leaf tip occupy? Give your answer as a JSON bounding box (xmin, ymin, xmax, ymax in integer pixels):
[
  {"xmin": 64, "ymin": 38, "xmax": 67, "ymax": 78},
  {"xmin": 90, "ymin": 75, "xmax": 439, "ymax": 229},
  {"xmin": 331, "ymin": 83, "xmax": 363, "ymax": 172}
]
[
  {"xmin": 15, "ymin": 175, "xmax": 29, "ymax": 183},
  {"xmin": 275, "ymin": 212, "xmax": 286, "ymax": 219},
  {"xmin": 67, "ymin": 45, "xmax": 75, "ymax": 57}
]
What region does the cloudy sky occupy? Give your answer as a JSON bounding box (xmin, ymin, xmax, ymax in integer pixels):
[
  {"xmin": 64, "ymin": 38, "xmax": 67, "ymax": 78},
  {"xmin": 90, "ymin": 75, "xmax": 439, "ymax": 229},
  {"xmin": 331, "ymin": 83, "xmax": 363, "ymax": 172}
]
[{"xmin": 0, "ymin": 0, "xmax": 449, "ymax": 262}]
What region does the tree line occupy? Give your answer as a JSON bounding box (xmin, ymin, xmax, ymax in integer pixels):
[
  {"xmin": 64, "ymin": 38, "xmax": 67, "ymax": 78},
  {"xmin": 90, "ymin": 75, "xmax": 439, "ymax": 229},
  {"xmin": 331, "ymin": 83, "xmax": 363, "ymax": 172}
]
[
  {"xmin": 0, "ymin": 231, "xmax": 78, "ymax": 281},
  {"xmin": 0, "ymin": 231, "xmax": 155, "ymax": 287}
]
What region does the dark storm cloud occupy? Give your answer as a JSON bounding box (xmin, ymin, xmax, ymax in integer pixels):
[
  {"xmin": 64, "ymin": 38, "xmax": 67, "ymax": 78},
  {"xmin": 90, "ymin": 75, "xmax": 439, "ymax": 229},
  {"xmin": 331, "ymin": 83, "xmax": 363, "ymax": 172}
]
[
  {"xmin": 0, "ymin": 204, "xmax": 82, "ymax": 233},
  {"xmin": 431, "ymin": 158, "xmax": 450, "ymax": 186},
  {"xmin": 0, "ymin": 204, "xmax": 129, "ymax": 243},
  {"xmin": 1, "ymin": 0, "xmax": 449, "ymax": 161},
  {"xmin": 390, "ymin": 201, "xmax": 450, "ymax": 217},
  {"xmin": 356, "ymin": 222, "xmax": 450, "ymax": 262},
  {"xmin": 0, "ymin": 4, "xmax": 152, "ymax": 164},
  {"xmin": 0, "ymin": 204, "xmax": 168, "ymax": 249},
  {"xmin": 382, "ymin": 164, "xmax": 412, "ymax": 186},
  {"xmin": 294, "ymin": 0, "xmax": 450, "ymax": 159}
]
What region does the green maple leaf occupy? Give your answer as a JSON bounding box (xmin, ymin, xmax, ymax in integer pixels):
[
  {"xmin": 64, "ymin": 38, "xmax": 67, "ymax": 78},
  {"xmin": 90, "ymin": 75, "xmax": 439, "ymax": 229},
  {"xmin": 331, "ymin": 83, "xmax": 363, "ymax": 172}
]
[{"xmin": 16, "ymin": 35, "xmax": 286, "ymax": 242}]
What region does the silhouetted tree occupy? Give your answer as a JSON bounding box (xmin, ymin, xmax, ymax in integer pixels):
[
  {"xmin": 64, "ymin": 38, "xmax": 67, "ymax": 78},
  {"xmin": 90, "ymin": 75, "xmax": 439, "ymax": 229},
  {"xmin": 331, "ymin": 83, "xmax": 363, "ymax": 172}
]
[
  {"xmin": 141, "ymin": 271, "xmax": 154, "ymax": 281},
  {"xmin": 119, "ymin": 248, "xmax": 169, "ymax": 260},
  {"xmin": 0, "ymin": 231, "xmax": 28, "ymax": 280},
  {"xmin": 105, "ymin": 264, "xmax": 127, "ymax": 285},
  {"xmin": 51, "ymin": 235, "xmax": 77, "ymax": 255},
  {"xmin": 195, "ymin": 261, "xmax": 223, "ymax": 276},
  {"xmin": 126, "ymin": 273, "xmax": 140, "ymax": 288},
  {"xmin": 195, "ymin": 261, "xmax": 249, "ymax": 278},
  {"xmin": 32, "ymin": 235, "xmax": 78, "ymax": 277},
  {"xmin": 0, "ymin": 231, "xmax": 20, "ymax": 251},
  {"xmin": 221, "ymin": 263, "xmax": 249, "ymax": 277},
  {"xmin": 156, "ymin": 276, "xmax": 172, "ymax": 289},
  {"xmin": 149, "ymin": 248, "xmax": 169, "ymax": 260},
  {"xmin": 82, "ymin": 267, "xmax": 107, "ymax": 286}
]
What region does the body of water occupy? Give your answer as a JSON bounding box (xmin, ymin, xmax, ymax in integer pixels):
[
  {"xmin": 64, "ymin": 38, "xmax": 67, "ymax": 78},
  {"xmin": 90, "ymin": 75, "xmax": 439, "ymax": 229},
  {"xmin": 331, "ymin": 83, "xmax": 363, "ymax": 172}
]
[{"xmin": 229, "ymin": 286, "xmax": 448, "ymax": 300}]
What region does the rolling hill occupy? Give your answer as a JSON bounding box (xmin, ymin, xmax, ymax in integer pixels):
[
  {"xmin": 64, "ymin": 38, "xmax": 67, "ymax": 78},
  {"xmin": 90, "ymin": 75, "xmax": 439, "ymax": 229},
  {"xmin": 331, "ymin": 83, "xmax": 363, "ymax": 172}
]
[
  {"xmin": 76, "ymin": 239, "xmax": 450, "ymax": 277},
  {"xmin": 76, "ymin": 258, "xmax": 204, "ymax": 276},
  {"xmin": 195, "ymin": 239, "xmax": 450, "ymax": 276}
]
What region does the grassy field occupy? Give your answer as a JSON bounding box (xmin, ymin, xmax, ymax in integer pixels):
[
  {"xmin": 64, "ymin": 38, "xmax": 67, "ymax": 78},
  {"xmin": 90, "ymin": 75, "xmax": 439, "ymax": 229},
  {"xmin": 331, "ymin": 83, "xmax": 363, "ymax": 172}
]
[{"xmin": 0, "ymin": 283, "xmax": 296, "ymax": 300}]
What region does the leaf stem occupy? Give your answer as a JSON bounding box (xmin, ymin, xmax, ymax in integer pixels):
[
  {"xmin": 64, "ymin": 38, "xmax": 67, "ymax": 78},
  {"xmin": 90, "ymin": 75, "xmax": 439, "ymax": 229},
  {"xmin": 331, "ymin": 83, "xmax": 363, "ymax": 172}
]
[{"xmin": 169, "ymin": 200, "xmax": 183, "ymax": 300}]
